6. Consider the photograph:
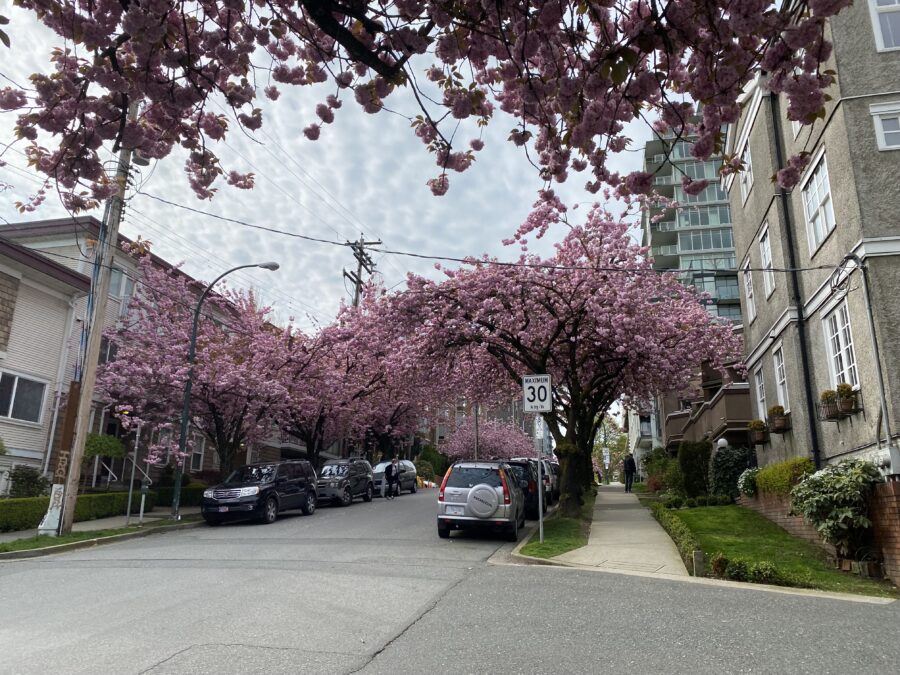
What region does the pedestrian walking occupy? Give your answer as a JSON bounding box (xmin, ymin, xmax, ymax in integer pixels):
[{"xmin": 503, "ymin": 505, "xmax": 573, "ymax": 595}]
[
  {"xmin": 623, "ymin": 453, "xmax": 637, "ymax": 493},
  {"xmin": 385, "ymin": 457, "xmax": 400, "ymax": 499}
]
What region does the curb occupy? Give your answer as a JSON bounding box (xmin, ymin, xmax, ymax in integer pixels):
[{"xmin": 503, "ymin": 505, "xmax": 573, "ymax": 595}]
[{"xmin": 0, "ymin": 520, "xmax": 205, "ymax": 561}]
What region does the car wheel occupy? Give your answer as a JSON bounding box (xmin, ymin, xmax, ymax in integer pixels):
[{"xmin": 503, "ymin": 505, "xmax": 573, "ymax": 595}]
[
  {"xmin": 203, "ymin": 516, "xmax": 221, "ymax": 526},
  {"xmin": 506, "ymin": 517, "xmax": 519, "ymax": 542},
  {"xmin": 301, "ymin": 492, "xmax": 316, "ymax": 516},
  {"xmin": 261, "ymin": 497, "xmax": 278, "ymax": 524},
  {"xmin": 340, "ymin": 486, "xmax": 352, "ymax": 507},
  {"xmin": 410, "ymin": 481, "xmax": 417, "ymax": 494},
  {"xmin": 438, "ymin": 522, "xmax": 450, "ymax": 539},
  {"xmin": 363, "ymin": 483, "xmax": 373, "ymax": 502}
]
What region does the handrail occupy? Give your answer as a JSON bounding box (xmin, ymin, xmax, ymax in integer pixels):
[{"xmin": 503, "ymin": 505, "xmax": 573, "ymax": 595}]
[
  {"xmin": 126, "ymin": 453, "xmax": 153, "ymax": 485},
  {"xmin": 101, "ymin": 461, "xmax": 118, "ymax": 487}
]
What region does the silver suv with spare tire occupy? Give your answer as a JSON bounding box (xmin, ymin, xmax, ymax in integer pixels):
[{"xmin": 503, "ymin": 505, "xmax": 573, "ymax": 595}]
[{"xmin": 436, "ymin": 461, "xmax": 526, "ymax": 541}]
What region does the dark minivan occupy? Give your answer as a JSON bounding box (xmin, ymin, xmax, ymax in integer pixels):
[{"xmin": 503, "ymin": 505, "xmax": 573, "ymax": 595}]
[{"xmin": 201, "ymin": 460, "xmax": 318, "ymax": 525}]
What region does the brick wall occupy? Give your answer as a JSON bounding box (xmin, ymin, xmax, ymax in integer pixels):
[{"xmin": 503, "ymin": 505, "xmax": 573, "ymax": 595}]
[
  {"xmin": 871, "ymin": 478, "xmax": 900, "ymax": 584},
  {"xmin": 739, "ymin": 478, "xmax": 900, "ymax": 583},
  {"xmin": 738, "ymin": 493, "xmax": 835, "ymax": 555},
  {"xmin": 0, "ymin": 271, "xmax": 20, "ymax": 352}
]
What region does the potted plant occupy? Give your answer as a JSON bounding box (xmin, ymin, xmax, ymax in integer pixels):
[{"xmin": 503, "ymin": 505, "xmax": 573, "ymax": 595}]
[
  {"xmin": 820, "ymin": 389, "xmax": 840, "ymax": 419},
  {"xmin": 767, "ymin": 405, "xmax": 790, "ymax": 433},
  {"xmin": 748, "ymin": 419, "xmax": 769, "ymax": 444},
  {"xmin": 836, "ymin": 382, "xmax": 858, "ymax": 414}
]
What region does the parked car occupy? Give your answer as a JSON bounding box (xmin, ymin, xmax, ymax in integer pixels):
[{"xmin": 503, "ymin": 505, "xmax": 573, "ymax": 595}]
[
  {"xmin": 201, "ymin": 460, "xmax": 317, "ymax": 525},
  {"xmin": 540, "ymin": 459, "xmax": 557, "ymax": 505},
  {"xmin": 373, "ymin": 459, "xmax": 418, "ymax": 496},
  {"xmin": 317, "ymin": 458, "xmax": 374, "ymax": 506},
  {"xmin": 512, "ymin": 457, "xmax": 554, "ymax": 507},
  {"xmin": 549, "ymin": 461, "xmax": 561, "ymax": 501},
  {"xmin": 436, "ymin": 461, "xmax": 526, "ymax": 541},
  {"xmin": 504, "ymin": 459, "xmax": 541, "ymax": 520}
]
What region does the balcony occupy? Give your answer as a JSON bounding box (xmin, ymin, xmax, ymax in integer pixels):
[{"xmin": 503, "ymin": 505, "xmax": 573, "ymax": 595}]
[
  {"xmin": 279, "ymin": 431, "xmax": 305, "ymax": 448},
  {"xmin": 663, "ymin": 384, "xmax": 752, "ymax": 448},
  {"xmin": 652, "ymin": 244, "xmax": 678, "ymax": 257}
]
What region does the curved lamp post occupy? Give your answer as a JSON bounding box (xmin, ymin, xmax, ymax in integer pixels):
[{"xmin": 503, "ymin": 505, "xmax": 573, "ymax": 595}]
[{"xmin": 171, "ymin": 262, "xmax": 279, "ymax": 519}]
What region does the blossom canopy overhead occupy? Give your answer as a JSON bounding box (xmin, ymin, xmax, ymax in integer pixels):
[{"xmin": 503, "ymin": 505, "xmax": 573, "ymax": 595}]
[{"xmin": 2, "ymin": 0, "xmax": 847, "ymax": 208}]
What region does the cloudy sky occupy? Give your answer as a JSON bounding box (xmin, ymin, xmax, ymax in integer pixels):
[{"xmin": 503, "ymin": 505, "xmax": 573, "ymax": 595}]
[{"xmin": 0, "ymin": 6, "xmax": 650, "ymax": 331}]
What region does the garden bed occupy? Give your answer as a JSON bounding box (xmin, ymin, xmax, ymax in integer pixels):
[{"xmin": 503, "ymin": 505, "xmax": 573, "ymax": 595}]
[{"xmin": 519, "ymin": 490, "xmax": 596, "ymax": 559}]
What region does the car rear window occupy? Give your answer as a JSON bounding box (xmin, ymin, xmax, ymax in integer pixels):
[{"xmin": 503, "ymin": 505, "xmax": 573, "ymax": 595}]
[
  {"xmin": 508, "ymin": 465, "xmax": 529, "ymax": 482},
  {"xmin": 446, "ymin": 467, "xmax": 502, "ymax": 488}
]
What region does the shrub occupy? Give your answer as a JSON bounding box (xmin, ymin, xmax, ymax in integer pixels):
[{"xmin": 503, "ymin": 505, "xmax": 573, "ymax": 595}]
[
  {"xmin": 414, "ymin": 459, "xmax": 435, "ymax": 482},
  {"xmin": 663, "ymin": 461, "xmax": 685, "ymax": 496},
  {"xmin": 694, "ymin": 496, "xmax": 708, "ymax": 506},
  {"xmin": 649, "ymin": 503, "xmax": 701, "ymax": 574},
  {"xmin": 664, "ymin": 496, "xmax": 684, "ymax": 509},
  {"xmin": 756, "ymin": 457, "xmax": 815, "ymax": 496},
  {"xmin": 767, "ymin": 405, "xmax": 785, "ymax": 418},
  {"xmin": 8, "ymin": 465, "xmax": 50, "ymax": 498},
  {"xmin": 417, "ymin": 446, "xmax": 450, "ymax": 478},
  {"xmin": 710, "ymin": 552, "xmax": 729, "ymax": 577},
  {"xmin": 0, "ymin": 491, "xmax": 157, "ymax": 532},
  {"xmin": 677, "ymin": 440, "xmax": 711, "ymax": 497},
  {"xmin": 710, "ymin": 445, "xmax": 750, "ymax": 498},
  {"xmin": 684, "ymin": 497, "xmax": 697, "ymax": 508},
  {"xmin": 642, "ymin": 446, "xmax": 670, "ymax": 479},
  {"xmin": 725, "ymin": 557, "xmax": 750, "ymax": 581},
  {"xmin": 84, "ymin": 433, "xmax": 126, "ymax": 459},
  {"xmin": 156, "ymin": 464, "xmax": 192, "ymax": 488},
  {"xmin": 737, "ymin": 468, "xmax": 760, "ymax": 497},
  {"xmin": 717, "ymin": 495, "xmax": 733, "ymax": 506},
  {"xmin": 790, "ymin": 460, "xmax": 884, "ymax": 559},
  {"xmin": 154, "ymin": 484, "xmax": 207, "ymax": 507},
  {"xmin": 646, "ymin": 475, "xmax": 663, "ymax": 493}
]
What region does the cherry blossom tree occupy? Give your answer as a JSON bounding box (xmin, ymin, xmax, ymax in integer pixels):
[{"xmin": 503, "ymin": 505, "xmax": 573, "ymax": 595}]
[
  {"xmin": 387, "ymin": 200, "xmax": 742, "ymax": 515},
  {"xmin": 98, "ymin": 251, "xmax": 289, "ymax": 477},
  {"xmin": 2, "ymin": 1, "xmax": 850, "ymax": 208},
  {"xmin": 441, "ymin": 417, "xmax": 536, "ymax": 461}
]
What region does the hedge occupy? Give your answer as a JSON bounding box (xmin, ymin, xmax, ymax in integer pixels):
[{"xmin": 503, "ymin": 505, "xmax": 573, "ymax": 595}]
[
  {"xmin": 756, "ymin": 457, "xmax": 815, "ymax": 496},
  {"xmin": 649, "ymin": 502, "xmax": 701, "ymax": 575},
  {"xmin": 0, "ymin": 490, "xmax": 158, "ymax": 532},
  {"xmin": 154, "ymin": 485, "xmax": 207, "ymax": 507}
]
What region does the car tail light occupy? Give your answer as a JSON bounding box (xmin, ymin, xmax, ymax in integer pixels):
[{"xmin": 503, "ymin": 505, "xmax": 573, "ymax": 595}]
[
  {"xmin": 528, "ymin": 480, "xmax": 536, "ymax": 493},
  {"xmin": 438, "ymin": 468, "xmax": 451, "ymax": 502},
  {"xmin": 499, "ymin": 469, "xmax": 511, "ymax": 505}
]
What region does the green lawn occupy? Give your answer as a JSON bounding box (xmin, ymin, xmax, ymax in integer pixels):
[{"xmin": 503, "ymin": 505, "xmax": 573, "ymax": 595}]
[
  {"xmin": 520, "ymin": 490, "xmax": 596, "ymax": 559},
  {"xmin": 675, "ymin": 506, "xmax": 898, "ymax": 598},
  {"xmin": 0, "ymin": 528, "xmax": 142, "ymax": 554}
]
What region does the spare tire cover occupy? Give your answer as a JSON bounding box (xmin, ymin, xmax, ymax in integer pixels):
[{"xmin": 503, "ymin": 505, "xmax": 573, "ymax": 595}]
[{"xmin": 467, "ymin": 484, "xmax": 500, "ymax": 518}]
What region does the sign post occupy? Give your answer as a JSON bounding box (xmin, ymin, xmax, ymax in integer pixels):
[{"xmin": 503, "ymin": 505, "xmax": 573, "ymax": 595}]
[{"xmin": 523, "ymin": 375, "xmax": 552, "ymax": 543}]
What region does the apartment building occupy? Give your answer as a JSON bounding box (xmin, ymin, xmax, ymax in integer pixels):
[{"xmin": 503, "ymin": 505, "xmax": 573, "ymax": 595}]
[
  {"xmin": 628, "ymin": 123, "xmax": 751, "ymax": 458},
  {"xmin": 724, "ymin": 0, "xmax": 900, "ymax": 470}
]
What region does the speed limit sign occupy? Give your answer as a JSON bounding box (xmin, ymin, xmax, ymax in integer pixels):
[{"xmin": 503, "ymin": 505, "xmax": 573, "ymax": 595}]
[{"xmin": 523, "ymin": 374, "xmax": 552, "ymax": 412}]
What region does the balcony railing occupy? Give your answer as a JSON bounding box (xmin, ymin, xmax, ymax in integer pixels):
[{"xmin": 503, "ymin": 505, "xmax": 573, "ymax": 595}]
[{"xmin": 652, "ymin": 245, "xmax": 678, "ymax": 257}]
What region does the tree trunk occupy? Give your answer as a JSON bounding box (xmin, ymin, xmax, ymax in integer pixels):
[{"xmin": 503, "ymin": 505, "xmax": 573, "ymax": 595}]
[{"xmin": 556, "ymin": 440, "xmax": 584, "ymax": 518}]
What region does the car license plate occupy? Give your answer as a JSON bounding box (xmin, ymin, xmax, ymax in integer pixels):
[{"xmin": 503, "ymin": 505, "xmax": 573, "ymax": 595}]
[
  {"xmin": 218, "ymin": 506, "xmax": 229, "ymax": 513},
  {"xmin": 446, "ymin": 505, "xmax": 464, "ymax": 516}
]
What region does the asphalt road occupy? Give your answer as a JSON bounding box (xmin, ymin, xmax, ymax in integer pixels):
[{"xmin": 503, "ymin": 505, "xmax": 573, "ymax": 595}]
[{"xmin": 1, "ymin": 489, "xmax": 898, "ymax": 675}]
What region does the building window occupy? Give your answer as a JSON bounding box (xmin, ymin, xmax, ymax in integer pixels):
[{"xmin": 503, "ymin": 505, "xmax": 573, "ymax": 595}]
[
  {"xmin": 678, "ymin": 228, "xmax": 733, "ymax": 252},
  {"xmin": 754, "ymin": 368, "xmax": 767, "ymax": 419},
  {"xmin": 742, "ymin": 259, "xmax": 756, "ymax": 322},
  {"xmin": 773, "ymin": 347, "xmax": 790, "ymax": 411},
  {"xmin": 739, "ymin": 145, "xmax": 753, "ymax": 203},
  {"xmin": 801, "ymin": 154, "xmax": 836, "ymax": 252},
  {"xmin": 98, "ymin": 337, "xmax": 118, "ymax": 365},
  {"xmin": 824, "ymin": 301, "xmax": 859, "ymax": 387},
  {"xmin": 716, "ymin": 304, "xmax": 743, "ymax": 322},
  {"xmin": 870, "ymin": 101, "xmax": 900, "ymax": 150},
  {"xmin": 0, "ymin": 371, "xmax": 47, "ymax": 424},
  {"xmin": 869, "ymin": 0, "xmax": 900, "ymax": 50},
  {"xmin": 190, "ymin": 433, "xmax": 206, "ymax": 473},
  {"xmin": 759, "ymin": 226, "xmax": 775, "ymax": 297}
]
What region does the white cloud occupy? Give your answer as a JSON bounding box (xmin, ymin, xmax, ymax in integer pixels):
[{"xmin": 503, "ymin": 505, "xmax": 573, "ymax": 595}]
[{"xmin": 0, "ymin": 7, "xmax": 651, "ymax": 330}]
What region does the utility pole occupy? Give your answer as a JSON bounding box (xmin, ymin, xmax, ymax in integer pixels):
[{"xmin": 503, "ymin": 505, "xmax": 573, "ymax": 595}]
[
  {"xmin": 46, "ymin": 102, "xmax": 141, "ymax": 536},
  {"xmin": 343, "ymin": 233, "xmax": 382, "ymax": 307}
]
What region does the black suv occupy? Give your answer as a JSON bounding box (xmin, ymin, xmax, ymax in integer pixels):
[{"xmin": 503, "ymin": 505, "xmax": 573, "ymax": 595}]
[
  {"xmin": 201, "ymin": 460, "xmax": 318, "ymax": 526},
  {"xmin": 317, "ymin": 458, "xmax": 374, "ymax": 506}
]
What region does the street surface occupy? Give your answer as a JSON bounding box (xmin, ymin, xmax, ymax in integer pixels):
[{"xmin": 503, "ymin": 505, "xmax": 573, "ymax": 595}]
[{"xmin": 1, "ymin": 491, "xmax": 898, "ymax": 674}]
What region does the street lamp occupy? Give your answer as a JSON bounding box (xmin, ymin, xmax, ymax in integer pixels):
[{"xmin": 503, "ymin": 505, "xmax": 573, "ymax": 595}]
[{"xmin": 171, "ymin": 262, "xmax": 279, "ymax": 519}]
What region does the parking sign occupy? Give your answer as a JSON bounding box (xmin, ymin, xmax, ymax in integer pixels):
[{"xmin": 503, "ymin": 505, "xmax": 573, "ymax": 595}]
[{"xmin": 523, "ymin": 374, "xmax": 552, "ymax": 412}]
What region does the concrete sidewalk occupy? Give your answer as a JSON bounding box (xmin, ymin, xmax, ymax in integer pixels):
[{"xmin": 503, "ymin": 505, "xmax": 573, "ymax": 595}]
[
  {"xmin": 554, "ymin": 484, "xmax": 688, "ymax": 576},
  {"xmin": 0, "ymin": 506, "xmax": 202, "ymax": 545}
]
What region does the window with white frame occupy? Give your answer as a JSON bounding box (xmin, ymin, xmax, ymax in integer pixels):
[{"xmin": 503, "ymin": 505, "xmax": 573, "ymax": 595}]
[
  {"xmin": 870, "ymin": 101, "xmax": 900, "ymax": 150},
  {"xmin": 824, "ymin": 301, "xmax": 859, "ymax": 387},
  {"xmin": 801, "ymin": 153, "xmax": 836, "ymax": 252},
  {"xmin": 759, "ymin": 226, "xmax": 775, "ymax": 296},
  {"xmin": 739, "ymin": 145, "xmax": 754, "ymax": 203},
  {"xmin": 742, "ymin": 259, "xmax": 756, "ymax": 322},
  {"xmin": 754, "ymin": 368, "xmax": 767, "ymax": 419},
  {"xmin": 869, "ymin": 0, "xmax": 900, "ymax": 50},
  {"xmin": 190, "ymin": 432, "xmax": 206, "ymax": 472},
  {"xmin": 0, "ymin": 371, "xmax": 47, "ymax": 423},
  {"xmin": 773, "ymin": 346, "xmax": 790, "ymax": 411}
]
